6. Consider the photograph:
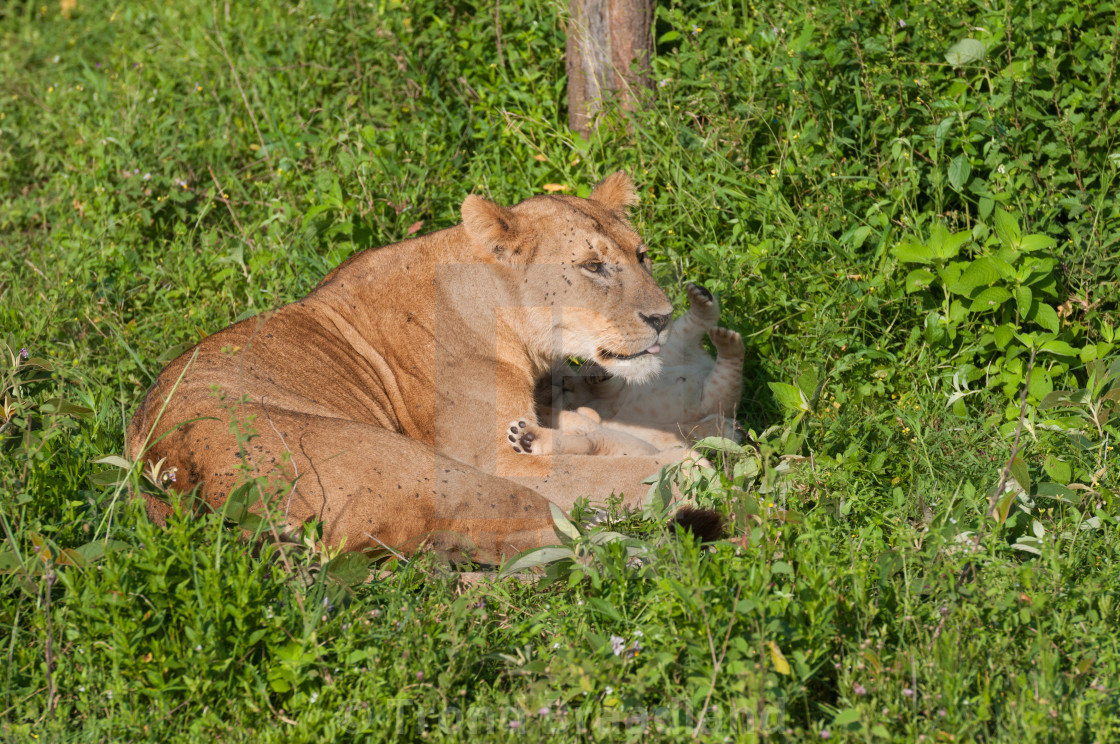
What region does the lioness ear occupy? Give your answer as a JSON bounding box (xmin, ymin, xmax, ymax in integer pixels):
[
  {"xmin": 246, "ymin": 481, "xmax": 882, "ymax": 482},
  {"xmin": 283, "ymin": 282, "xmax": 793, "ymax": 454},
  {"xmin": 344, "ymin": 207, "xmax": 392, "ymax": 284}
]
[
  {"xmin": 589, "ymin": 171, "xmax": 638, "ymax": 211},
  {"xmin": 461, "ymin": 194, "xmax": 526, "ymax": 263}
]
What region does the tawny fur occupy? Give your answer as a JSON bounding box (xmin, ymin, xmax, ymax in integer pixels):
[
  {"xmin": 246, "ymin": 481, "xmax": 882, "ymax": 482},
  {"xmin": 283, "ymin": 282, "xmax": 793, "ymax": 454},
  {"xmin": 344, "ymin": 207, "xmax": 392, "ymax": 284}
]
[{"xmin": 127, "ymin": 173, "xmax": 699, "ymax": 563}]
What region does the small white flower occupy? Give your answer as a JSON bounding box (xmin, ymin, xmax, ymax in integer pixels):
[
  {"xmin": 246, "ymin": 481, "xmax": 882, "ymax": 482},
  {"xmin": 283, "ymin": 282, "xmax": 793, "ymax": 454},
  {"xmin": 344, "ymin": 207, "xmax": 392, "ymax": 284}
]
[
  {"xmin": 610, "ymin": 635, "xmax": 625, "ymax": 656},
  {"xmin": 309, "ymin": 691, "xmax": 319, "ymax": 703}
]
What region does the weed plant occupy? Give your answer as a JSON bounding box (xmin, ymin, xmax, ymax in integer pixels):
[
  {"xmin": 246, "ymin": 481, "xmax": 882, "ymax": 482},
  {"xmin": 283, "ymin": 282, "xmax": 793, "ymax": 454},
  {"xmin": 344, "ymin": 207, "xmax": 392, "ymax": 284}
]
[{"xmin": 1, "ymin": 0, "xmax": 1118, "ymax": 740}]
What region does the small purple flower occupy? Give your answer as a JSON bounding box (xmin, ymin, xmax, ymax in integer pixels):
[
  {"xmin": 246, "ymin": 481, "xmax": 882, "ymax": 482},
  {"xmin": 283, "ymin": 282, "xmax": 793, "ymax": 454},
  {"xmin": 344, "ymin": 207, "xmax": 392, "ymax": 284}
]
[
  {"xmin": 820, "ymin": 730, "xmax": 831, "ymax": 740},
  {"xmin": 537, "ymin": 707, "xmax": 550, "ymax": 716},
  {"xmin": 853, "ymin": 683, "xmax": 867, "ymax": 696},
  {"xmin": 19, "ymin": 348, "xmax": 29, "ymax": 359},
  {"xmin": 898, "ymin": 19, "xmax": 907, "ymax": 28},
  {"xmin": 509, "ymin": 720, "xmax": 521, "ymax": 730},
  {"xmin": 416, "ymin": 671, "xmax": 424, "ymax": 681},
  {"xmin": 903, "ymin": 687, "xmax": 914, "ymax": 698}
]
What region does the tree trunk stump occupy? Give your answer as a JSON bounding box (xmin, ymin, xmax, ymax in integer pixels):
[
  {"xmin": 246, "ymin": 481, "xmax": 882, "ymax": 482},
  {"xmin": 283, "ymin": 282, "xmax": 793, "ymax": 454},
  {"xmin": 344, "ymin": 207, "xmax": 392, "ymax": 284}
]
[{"xmin": 565, "ymin": 0, "xmax": 654, "ymax": 137}]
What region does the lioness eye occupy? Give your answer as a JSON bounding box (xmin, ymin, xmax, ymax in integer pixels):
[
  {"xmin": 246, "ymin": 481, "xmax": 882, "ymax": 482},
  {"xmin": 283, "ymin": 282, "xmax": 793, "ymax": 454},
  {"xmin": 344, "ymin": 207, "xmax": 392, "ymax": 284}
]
[{"xmin": 580, "ymin": 259, "xmax": 604, "ymax": 274}]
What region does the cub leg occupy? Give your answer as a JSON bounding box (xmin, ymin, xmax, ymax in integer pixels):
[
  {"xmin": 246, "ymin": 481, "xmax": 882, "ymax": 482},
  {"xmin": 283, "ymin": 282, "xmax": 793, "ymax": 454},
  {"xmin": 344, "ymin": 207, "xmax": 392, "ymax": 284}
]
[
  {"xmin": 700, "ymin": 327, "xmax": 745, "ymax": 417},
  {"xmin": 668, "ymin": 283, "xmax": 722, "ymax": 351}
]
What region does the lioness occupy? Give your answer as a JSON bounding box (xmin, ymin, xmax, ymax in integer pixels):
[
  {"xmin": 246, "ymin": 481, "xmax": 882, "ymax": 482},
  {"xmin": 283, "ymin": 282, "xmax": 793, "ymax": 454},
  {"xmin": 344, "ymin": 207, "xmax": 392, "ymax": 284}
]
[{"xmin": 127, "ymin": 173, "xmax": 717, "ymax": 562}]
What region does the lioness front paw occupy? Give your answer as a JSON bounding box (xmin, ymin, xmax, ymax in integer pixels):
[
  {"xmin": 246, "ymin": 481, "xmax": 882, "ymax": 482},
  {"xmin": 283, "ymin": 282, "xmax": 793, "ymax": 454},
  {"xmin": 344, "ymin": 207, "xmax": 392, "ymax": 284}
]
[{"xmin": 507, "ymin": 419, "xmax": 544, "ymax": 454}]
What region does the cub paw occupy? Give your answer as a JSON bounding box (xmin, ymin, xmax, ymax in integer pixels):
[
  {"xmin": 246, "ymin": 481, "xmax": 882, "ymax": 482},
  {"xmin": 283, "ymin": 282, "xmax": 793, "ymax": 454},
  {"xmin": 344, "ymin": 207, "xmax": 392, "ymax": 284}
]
[
  {"xmin": 708, "ymin": 326, "xmax": 744, "ymax": 355},
  {"xmin": 507, "ymin": 419, "xmax": 541, "ymax": 454},
  {"xmin": 686, "ymin": 282, "xmax": 715, "ymax": 309}
]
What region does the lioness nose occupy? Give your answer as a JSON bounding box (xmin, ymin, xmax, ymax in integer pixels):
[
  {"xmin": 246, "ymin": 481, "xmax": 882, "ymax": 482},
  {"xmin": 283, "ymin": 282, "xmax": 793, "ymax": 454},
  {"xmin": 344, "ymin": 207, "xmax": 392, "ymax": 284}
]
[{"xmin": 640, "ymin": 312, "xmax": 671, "ymax": 333}]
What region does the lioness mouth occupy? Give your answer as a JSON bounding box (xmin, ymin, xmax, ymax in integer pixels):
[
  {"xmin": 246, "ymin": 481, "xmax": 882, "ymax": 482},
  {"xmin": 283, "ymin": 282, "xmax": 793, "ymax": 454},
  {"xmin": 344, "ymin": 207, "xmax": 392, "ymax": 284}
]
[{"xmin": 599, "ymin": 343, "xmax": 660, "ymax": 361}]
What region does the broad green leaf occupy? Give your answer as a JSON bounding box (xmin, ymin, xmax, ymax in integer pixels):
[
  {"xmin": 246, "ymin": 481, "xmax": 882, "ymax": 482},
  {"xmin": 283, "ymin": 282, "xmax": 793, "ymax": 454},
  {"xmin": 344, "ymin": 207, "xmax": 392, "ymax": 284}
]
[
  {"xmin": 40, "ymin": 398, "xmax": 94, "ymax": 418},
  {"xmin": 1034, "ymin": 303, "xmax": 1060, "ymax": 333},
  {"xmin": 948, "ymin": 258, "xmax": 1000, "ymax": 295},
  {"xmin": 94, "ymin": 455, "xmax": 133, "ymax": 470},
  {"xmin": 326, "ymin": 552, "xmax": 372, "ymax": 586},
  {"xmin": 499, "ymin": 546, "xmax": 574, "ymax": 577},
  {"xmin": 948, "ymin": 155, "xmax": 971, "ymax": 191},
  {"xmin": 644, "ymin": 465, "xmax": 674, "ymax": 515},
  {"xmin": 1039, "ymin": 340, "xmax": 1078, "ymax": 356},
  {"xmin": 994, "ymin": 209, "xmax": 1022, "ymax": 250},
  {"xmin": 768, "ymin": 382, "xmax": 810, "ymax": 412},
  {"xmin": 1012, "ymin": 536, "xmax": 1042, "ymax": 555},
  {"xmin": 692, "ymin": 436, "xmax": 744, "ymax": 454},
  {"xmin": 90, "ymin": 470, "xmax": 127, "ymax": 486},
  {"xmin": 1014, "ymin": 286, "xmax": 1033, "ymax": 316},
  {"xmin": 945, "ymin": 38, "xmax": 986, "ymax": 67},
  {"xmin": 587, "ymin": 597, "xmax": 622, "ymax": 622},
  {"xmin": 987, "ymin": 253, "xmax": 1016, "ymax": 280},
  {"xmin": 935, "ymin": 230, "xmax": 972, "ymax": 260},
  {"xmin": 1028, "ymin": 367, "xmax": 1053, "ymax": 400},
  {"xmin": 833, "ymin": 708, "xmax": 861, "ymax": 726},
  {"xmin": 979, "ymin": 196, "xmax": 994, "ymax": 220},
  {"xmin": 588, "ymin": 530, "xmax": 630, "ymax": 546},
  {"xmin": 993, "ymin": 324, "xmax": 1014, "ymax": 349},
  {"xmin": 893, "ymin": 242, "xmax": 934, "ymax": 264},
  {"xmin": 968, "ymin": 286, "xmax": 1012, "ymax": 312},
  {"xmin": 1009, "ymin": 456, "xmax": 1030, "ymax": 495},
  {"xmin": 796, "ymin": 368, "xmax": 820, "ymax": 400},
  {"xmin": 905, "ymin": 268, "xmax": 936, "ymax": 293},
  {"xmin": 1019, "ymin": 233, "xmax": 1055, "ymax": 253},
  {"xmin": 550, "ymin": 502, "xmax": 581, "ymax": 543},
  {"xmin": 1042, "ymin": 456, "xmax": 1072, "ymax": 485},
  {"xmin": 923, "ymin": 312, "xmax": 947, "ymax": 346},
  {"xmin": 1035, "ymin": 482, "xmax": 1074, "ymax": 500},
  {"xmin": 1038, "ymin": 391, "xmax": 1071, "ymax": 409},
  {"xmin": 929, "ymin": 222, "xmax": 949, "ymax": 254},
  {"xmin": 937, "ymin": 261, "xmax": 963, "ymax": 288}
]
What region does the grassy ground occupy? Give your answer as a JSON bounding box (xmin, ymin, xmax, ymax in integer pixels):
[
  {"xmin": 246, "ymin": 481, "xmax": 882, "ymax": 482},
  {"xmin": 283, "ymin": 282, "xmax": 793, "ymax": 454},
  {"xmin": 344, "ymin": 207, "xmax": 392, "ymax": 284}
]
[{"xmin": 2, "ymin": 0, "xmax": 1119, "ymax": 740}]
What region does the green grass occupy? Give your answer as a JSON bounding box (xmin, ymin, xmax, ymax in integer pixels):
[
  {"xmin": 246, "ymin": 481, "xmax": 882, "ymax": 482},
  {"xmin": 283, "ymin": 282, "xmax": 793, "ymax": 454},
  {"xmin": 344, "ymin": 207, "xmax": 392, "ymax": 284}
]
[{"xmin": 2, "ymin": 0, "xmax": 1119, "ymax": 740}]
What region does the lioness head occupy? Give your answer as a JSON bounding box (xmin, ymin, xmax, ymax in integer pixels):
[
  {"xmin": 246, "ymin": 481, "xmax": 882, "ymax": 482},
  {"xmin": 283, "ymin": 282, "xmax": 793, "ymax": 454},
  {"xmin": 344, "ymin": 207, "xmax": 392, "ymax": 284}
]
[{"xmin": 462, "ymin": 172, "xmax": 672, "ymax": 383}]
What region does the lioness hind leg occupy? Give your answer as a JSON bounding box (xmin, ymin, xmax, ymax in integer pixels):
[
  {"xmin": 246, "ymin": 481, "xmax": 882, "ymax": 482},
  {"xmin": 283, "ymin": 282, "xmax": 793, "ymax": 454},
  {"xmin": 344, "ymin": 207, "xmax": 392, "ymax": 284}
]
[
  {"xmin": 701, "ymin": 327, "xmax": 745, "ymax": 417},
  {"xmin": 145, "ymin": 405, "xmax": 558, "ymax": 562}
]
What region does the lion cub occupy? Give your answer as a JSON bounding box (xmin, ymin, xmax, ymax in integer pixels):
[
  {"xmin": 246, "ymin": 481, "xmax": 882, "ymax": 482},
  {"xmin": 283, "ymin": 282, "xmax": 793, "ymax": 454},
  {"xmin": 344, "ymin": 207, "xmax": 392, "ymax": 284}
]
[{"xmin": 509, "ymin": 283, "xmax": 743, "ymax": 457}]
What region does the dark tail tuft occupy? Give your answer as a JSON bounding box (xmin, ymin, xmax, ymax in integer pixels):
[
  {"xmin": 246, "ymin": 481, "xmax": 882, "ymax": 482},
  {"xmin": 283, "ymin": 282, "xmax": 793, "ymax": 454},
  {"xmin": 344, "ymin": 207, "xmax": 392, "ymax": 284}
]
[{"xmin": 672, "ymin": 507, "xmax": 725, "ymax": 542}]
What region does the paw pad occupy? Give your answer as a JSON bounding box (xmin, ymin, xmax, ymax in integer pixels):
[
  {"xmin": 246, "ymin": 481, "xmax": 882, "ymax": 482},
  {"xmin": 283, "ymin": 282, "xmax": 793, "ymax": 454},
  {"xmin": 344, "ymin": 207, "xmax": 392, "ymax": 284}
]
[{"xmin": 507, "ymin": 420, "xmax": 536, "ymax": 454}]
